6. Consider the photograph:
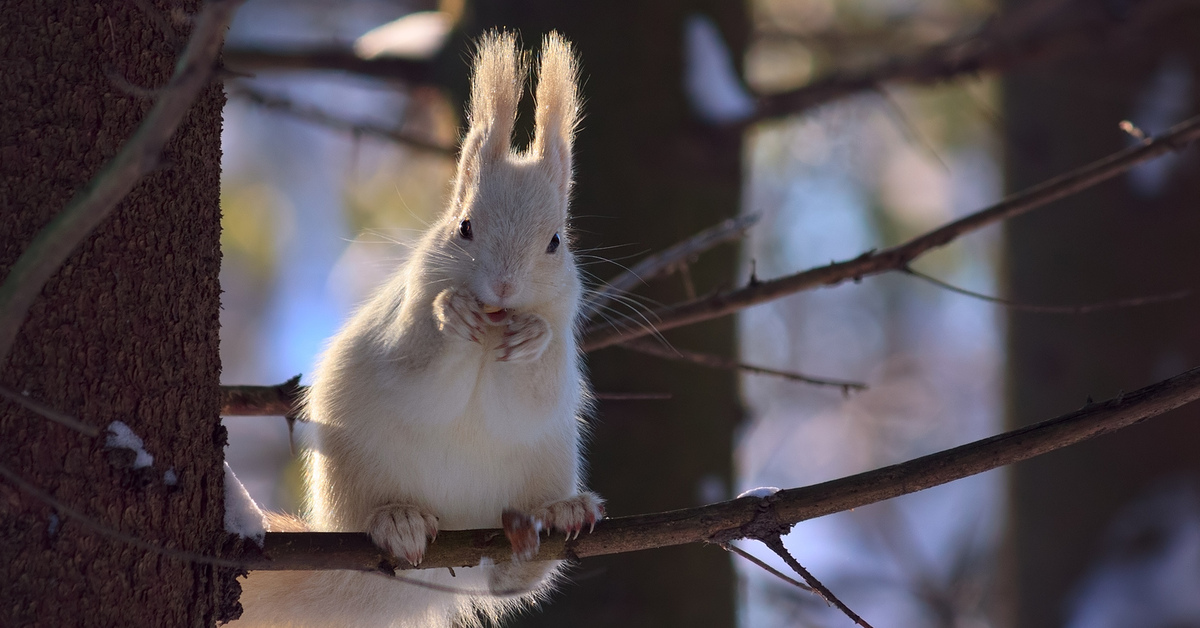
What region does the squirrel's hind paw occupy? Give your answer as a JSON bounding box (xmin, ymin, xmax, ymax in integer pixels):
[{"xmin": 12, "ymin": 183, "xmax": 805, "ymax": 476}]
[
  {"xmin": 532, "ymin": 492, "xmax": 605, "ymax": 540},
  {"xmin": 367, "ymin": 503, "xmax": 439, "ymax": 567}
]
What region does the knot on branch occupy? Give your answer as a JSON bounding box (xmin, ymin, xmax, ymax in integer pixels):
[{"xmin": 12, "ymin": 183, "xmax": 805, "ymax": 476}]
[{"xmin": 709, "ymin": 494, "xmax": 792, "ymax": 545}]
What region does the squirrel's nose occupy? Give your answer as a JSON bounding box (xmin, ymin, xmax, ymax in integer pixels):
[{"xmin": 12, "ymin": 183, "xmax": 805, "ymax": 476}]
[{"xmin": 493, "ymin": 281, "xmax": 515, "ymax": 300}]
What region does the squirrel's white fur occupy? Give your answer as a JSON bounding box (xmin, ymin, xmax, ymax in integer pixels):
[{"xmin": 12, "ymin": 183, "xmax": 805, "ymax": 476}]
[{"xmin": 232, "ymin": 31, "xmax": 602, "ymax": 628}]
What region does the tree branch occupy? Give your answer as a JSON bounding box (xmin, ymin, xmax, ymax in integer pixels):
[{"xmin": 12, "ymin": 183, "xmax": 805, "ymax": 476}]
[
  {"xmin": 244, "ymin": 365, "xmax": 1200, "ymax": 570},
  {"xmin": 218, "ymin": 382, "xmax": 669, "ymax": 416},
  {"xmin": 0, "ymin": 0, "xmax": 244, "ymax": 366},
  {"xmin": 581, "ymin": 214, "xmax": 760, "ymax": 320},
  {"xmin": 223, "ymin": 45, "xmax": 438, "ymax": 83},
  {"xmin": 227, "ymin": 84, "xmax": 455, "ymax": 156},
  {"xmin": 581, "ymin": 114, "xmax": 1200, "ymax": 352},
  {"xmin": 221, "ymin": 376, "xmax": 304, "ymax": 417},
  {"xmin": 749, "ymin": 0, "xmax": 1193, "ymax": 123}
]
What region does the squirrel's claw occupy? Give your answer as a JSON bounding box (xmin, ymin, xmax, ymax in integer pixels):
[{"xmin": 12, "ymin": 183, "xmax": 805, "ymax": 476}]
[{"xmin": 367, "ymin": 503, "xmax": 440, "ymax": 567}]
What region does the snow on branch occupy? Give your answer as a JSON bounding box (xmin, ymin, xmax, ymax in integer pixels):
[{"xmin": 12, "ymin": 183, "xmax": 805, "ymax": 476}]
[{"xmin": 243, "ymin": 366, "xmax": 1200, "ymax": 571}]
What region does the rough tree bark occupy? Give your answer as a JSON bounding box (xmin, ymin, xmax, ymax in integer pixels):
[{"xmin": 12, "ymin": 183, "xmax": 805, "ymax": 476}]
[
  {"xmin": 0, "ymin": 2, "xmax": 227, "ymax": 626},
  {"xmin": 439, "ymin": 2, "xmax": 746, "ymax": 626},
  {"xmin": 1003, "ymin": 4, "xmax": 1200, "ymax": 628}
]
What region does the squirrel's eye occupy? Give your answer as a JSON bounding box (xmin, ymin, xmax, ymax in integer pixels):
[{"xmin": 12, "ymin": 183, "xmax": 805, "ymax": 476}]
[
  {"xmin": 546, "ymin": 232, "xmax": 560, "ymax": 254},
  {"xmin": 459, "ymin": 219, "xmax": 473, "ymax": 240}
]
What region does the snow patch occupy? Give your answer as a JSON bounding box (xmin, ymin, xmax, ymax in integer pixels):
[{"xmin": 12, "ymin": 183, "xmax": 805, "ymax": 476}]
[
  {"xmin": 163, "ymin": 467, "xmax": 178, "ymax": 486},
  {"xmin": 738, "ymin": 486, "xmax": 781, "ymax": 499},
  {"xmin": 105, "ymin": 421, "xmax": 154, "ymax": 469},
  {"xmin": 224, "ymin": 462, "xmax": 266, "ymax": 546},
  {"xmin": 683, "ymin": 14, "xmax": 755, "ymax": 123},
  {"xmin": 47, "ymin": 512, "xmax": 60, "ymax": 536},
  {"xmin": 354, "ymin": 11, "xmax": 451, "ymax": 60}
]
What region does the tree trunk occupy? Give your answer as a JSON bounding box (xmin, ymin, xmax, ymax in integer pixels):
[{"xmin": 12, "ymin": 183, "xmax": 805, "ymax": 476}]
[
  {"xmin": 1003, "ymin": 6, "xmax": 1200, "ymax": 628},
  {"xmin": 0, "ymin": 2, "xmax": 227, "ymax": 626},
  {"xmin": 448, "ymin": 3, "xmax": 745, "ymax": 626}
]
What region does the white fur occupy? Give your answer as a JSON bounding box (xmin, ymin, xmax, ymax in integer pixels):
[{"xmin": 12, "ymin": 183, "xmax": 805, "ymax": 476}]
[{"xmin": 233, "ymin": 32, "xmax": 601, "ymax": 628}]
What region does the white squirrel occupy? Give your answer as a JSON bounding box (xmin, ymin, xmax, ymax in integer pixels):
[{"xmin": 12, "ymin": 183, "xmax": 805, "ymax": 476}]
[{"xmin": 233, "ymin": 31, "xmax": 604, "ymax": 628}]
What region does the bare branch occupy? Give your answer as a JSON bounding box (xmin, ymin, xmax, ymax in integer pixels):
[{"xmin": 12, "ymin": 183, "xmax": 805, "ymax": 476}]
[
  {"xmin": 620, "ymin": 338, "xmax": 866, "ymax": 392},
  {"xmin": 0, "ymin": 385, "xmax": 101, "ymax": 437},
  {"xmin": 245, "ymin": 365, "xmax": 1200, "ymax": 570},
  {"xmin": 219, "ymin": 382, "xmax": 668, "ymax": 416},
  {"xmin": 223, "ymin": 45, "xmax": 438, "ymax": 83},
  {"xmin": 581, "ymin": 214, "xmax": 760, "ymax": 320},
  {"xmin": 759, "ymin": 535, "xmax": 875, "ymax": 628},
  {"xmin": 749, "ymin": 0, "xmax": 1192, "ymax": 123},
  {"xmin": 581, "ymin": 114, "xmax": 1200, "ymax": 352},
  {"xmin": 227, "ymin": 84, "xmax": 455, "ymax": 156},
  {"xmin": 221, "ymin": 376, "xmax": 304, "ymax": 417},
  {"xmin": 904, "ymin": 267, "xmax": 1193, "ymax": 314},
  {"xmin": 0, "ymin": 0, "xmax": 245, "ymax": 366}
]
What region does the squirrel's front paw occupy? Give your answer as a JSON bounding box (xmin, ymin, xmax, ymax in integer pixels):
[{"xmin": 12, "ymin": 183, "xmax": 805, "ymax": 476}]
[
  {"xmin": 367, "ymin": 503, "xmax": 439, "ymax": 567},
  {"xmin": 496, "ymin": 312, "xmax": 552, "ymax": 362},
  {"xmin": 433, "ymin": 288, "xmax": 487, "ymax": 344}
]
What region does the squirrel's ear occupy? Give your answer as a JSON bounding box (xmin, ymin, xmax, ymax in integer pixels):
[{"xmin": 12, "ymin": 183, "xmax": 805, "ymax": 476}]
[
  {"xmin": 452, "ymin": 31, "xmax": 524, "ymax": 209},
  {"xmin": 462, "ymin": 31, "xmax": 525, "ymax": 165},
  {"xmin": 531, "ymin": 32, "xmax": 581, "ymax": 204}
]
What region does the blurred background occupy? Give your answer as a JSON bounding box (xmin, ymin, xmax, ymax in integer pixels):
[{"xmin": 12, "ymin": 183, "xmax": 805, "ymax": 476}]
[{"xmin": 218, "ymin": 1, "xmax": 1200, "ymax": 626}]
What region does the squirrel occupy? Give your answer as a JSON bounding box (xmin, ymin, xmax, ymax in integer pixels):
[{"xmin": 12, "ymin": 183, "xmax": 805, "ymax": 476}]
[{"xmin": 232, "ymin": 31, "xmax": 604, "ymax": 628}]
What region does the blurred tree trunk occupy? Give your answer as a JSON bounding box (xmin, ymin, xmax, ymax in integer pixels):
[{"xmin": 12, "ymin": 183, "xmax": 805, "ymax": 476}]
[
  {"xmin": 449, "ymin": 2, "xmax": 746, "ymax": 626},
  {"xmin": 0, "ymin": 1, "xmax": 228, "ymax": 626},
  {"xmin": 1003, "ymin": 6, "xmax": 1200, "ymax": 628}
]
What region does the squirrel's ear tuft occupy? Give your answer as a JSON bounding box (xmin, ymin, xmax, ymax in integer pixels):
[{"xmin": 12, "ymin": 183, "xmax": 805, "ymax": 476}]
[
  {"xmin": 464, "ymin": 30, "xmax": 526, "ymax": 163},
  {"xmin": 531, "ymin": 32, "xmax": 581, "ymax": 200}
]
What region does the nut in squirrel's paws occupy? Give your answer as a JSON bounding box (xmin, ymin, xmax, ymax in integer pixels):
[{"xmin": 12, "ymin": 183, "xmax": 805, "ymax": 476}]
[
  {"xmin": 503, "ymin": 492, "xmax": 605, "ymax": 561},
  {"xmin": 496, "ymin": 312, "xmax": 552, "ymax": 362},
  {"xmin": 434, "ymin": 288, "xmax": 488, "ymax": 344},
  {"xmin": 367, "ymin": 503, "xmax": 439, "ymax": 567}
]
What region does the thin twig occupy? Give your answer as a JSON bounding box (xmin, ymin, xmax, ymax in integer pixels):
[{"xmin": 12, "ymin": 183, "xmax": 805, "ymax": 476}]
[
  {"xmin": 594, "ymin": 392, "xmax": 673, "ymax": 401},
  {"xmin": 0, "ymin": 0, "xmax": 245, "ymax": 366},
  {"xmin": 759, "ymin": 535, "xmax": 875, "ymax": 628},
  {"xmin": 581, "ymin": 214, "xmax": 760, "ymax": 320},
  {"xmin": 0, "ymin": 385, "xmax": 101, "ymax": 437},
  {"xmin": 905, "ymin": 267, "xmax": 1192, "ymax": 314},
  {"xmin": 0, "ymin": 461, "xmax": 244, "ymax": 568},
  {"xmin": 245, "ymin": 365, "xmax": 1200, "ymax": 570},
  {"xmin": 581, "ymin": 114, "xmax": 1200, "ymax": 352},
  {"xmin": 228, "ymin": 84, "xmax": 455, "ymax": 156},
  {"xmin": 723, "ymin": 542, "xmax": 814, "ymax": 593},
  {"xmin": 621, "ymin": 338, "xmax": 866, "ymax": 392}
]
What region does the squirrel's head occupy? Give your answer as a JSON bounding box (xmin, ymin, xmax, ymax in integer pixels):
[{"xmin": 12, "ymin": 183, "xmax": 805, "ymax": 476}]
[{"xmin": 436, "ymin": 31, "xmax": 582, "ymax": 315}]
